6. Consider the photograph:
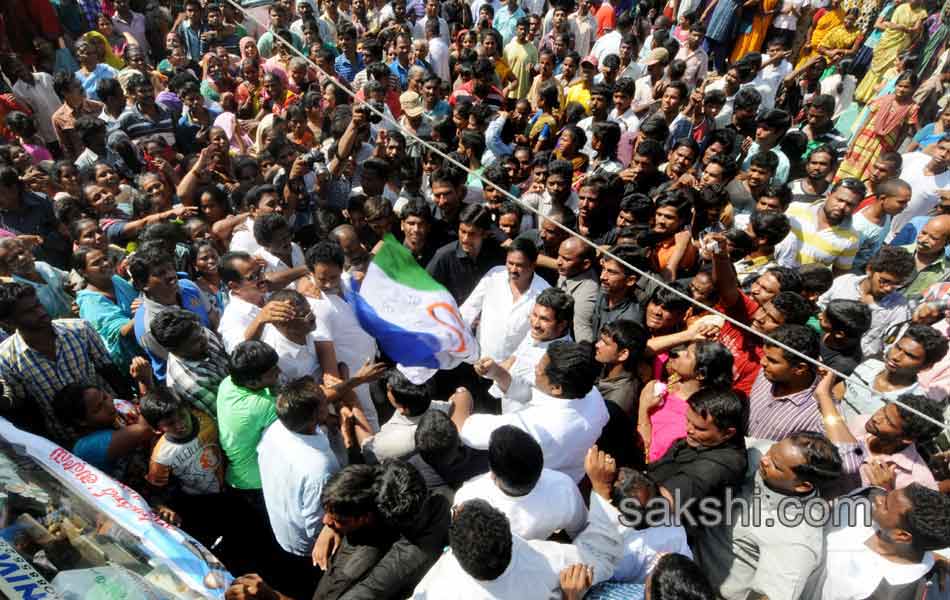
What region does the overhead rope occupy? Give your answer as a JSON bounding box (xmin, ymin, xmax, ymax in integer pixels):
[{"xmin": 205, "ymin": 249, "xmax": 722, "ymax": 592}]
[{"xmin": 219, "ymin": 0, "xmax": 950, "ymax": 432}]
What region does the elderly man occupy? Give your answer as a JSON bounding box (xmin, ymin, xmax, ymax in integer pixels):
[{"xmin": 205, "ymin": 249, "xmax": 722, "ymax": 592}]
[{"xmin": 900, "ymin": 214, "xmax": 950, "ymax": 297}]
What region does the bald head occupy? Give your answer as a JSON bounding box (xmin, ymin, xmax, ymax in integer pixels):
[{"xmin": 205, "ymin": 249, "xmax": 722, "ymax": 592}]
[
  {"xmin": 917, "ymin": 215, "xmax": 950, "ymax": 257},
  {"xmin": 557, "ymin": 237, "xmax": 595, "ymax": 279}
]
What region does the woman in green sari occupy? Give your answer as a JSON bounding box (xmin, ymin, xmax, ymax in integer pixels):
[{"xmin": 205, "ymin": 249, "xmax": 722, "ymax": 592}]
[{"xmin": 854, "ymin": 0, "xmax": 927, "ymax": 103}]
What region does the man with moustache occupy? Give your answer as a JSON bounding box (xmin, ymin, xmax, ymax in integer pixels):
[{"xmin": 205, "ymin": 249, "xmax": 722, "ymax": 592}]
[
  {"xmin": 590, "ymin": 245, "xmax": 652, "ymax": 336},
  {"xmin": 556, "ymin": 237, "xmax": 598, "ymax": 343},
  {"xmin": 899, "ymin": 214, "xmax": 950, "ymax": 297},
  {"xmin": 785, "ymin": 178, "xmax": 865, "ymax": 276},
  {"xmin": 475, "ymin": 287, "xmax": 574, "ymax": 413}
]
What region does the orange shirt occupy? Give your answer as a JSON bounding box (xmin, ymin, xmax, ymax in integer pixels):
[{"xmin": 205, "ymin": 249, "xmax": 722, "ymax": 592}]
[{"xmin": 652, "ymin": 235, "xmax": 698, "ymax": 274}]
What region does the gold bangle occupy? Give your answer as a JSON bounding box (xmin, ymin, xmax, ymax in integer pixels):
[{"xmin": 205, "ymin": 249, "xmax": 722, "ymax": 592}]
[{"xmin": 823, "ymin": 414, "xmax": 844, "ymax": 426}]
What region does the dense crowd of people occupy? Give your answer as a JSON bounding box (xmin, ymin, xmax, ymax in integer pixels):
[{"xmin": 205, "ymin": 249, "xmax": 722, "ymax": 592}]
[{"xmin": 2, "ymin": 0, "xmax": 950, "ymax": 597}]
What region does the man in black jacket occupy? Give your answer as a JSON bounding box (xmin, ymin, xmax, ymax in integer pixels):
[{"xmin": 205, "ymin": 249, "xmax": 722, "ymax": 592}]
[{"xmin": 224, "ymin": 460, "xmax": 450, "ymax": 600}]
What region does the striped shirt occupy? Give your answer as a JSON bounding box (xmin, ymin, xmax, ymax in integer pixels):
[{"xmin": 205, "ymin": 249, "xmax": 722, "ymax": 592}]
[
  {"xmin": 748, "ymin": 370, "xmax": 823, "ymax": 441},
  {"xmin": 785, "ymin": 201, "xmax": 861, "ymax": 272},
  {"xmin": 0, "ymin": 319, "xmax": 114, "ymax": 443},
  {"xmin": 166, "ymin": 328, "xmax": 229, "ymax": 418}
]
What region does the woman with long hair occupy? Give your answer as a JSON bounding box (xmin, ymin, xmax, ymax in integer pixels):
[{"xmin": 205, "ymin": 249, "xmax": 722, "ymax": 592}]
[
  {"xmin": 638, "ymin": 340, "xmax": 735, "ymax": 463},
  {"xmin": 74, "ymin": 245, "xmax": 142, "ymax": 371},
  {"xmin": 836, "ymin": 70, "xmax": 919, "ymax": 181},
  {"xmin": 854, "ymin": 0, "xmax": 927, "ymax": 103}
]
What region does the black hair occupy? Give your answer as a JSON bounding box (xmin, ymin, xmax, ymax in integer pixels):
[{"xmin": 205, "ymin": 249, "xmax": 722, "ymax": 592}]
[
  {"xmin": 414, "ymin": 409, "xmax": 459, "ymax": 466},
  {"xmin": 764, "ymin": 324, "xmax": 820, "ymax": 372},
  {"xmin": 892, "ymin": 394, "xmax": 945, "ymax": 441},
  {"xmin": 786, "ymin": 431, "xmax": 843, "ymax": 485},
  {"xmin": 305, "ymin": 241, "xmax": 345, "ymax": 270},
  {"xmin": 693, "ymin": 341, "xmax": 735, "ymax": 390},
  {"xmin": 459, "ymin": 204, "xmax": 494, "ymax": 230},
  {"xmin": 374, "ymin": 459, "xmax": 427, "ymax": 526},
  {"xmin": 867, "ymin": 245, "xmax": 915, "ymax": 279},
  {"xmin": 763, "ymin": 266, "xmax": 802, "ymax": 294},
  {"xmin": 604, "ymin": 244, "xmax": 652, "ymax": 278},
  {"xmin": 760, "ymin": 182, "xmax": 792, "ymax": 209},
  {"xmin": 218, "ymin": 251, "xmax": 252, "ymax": 286},
  {"xmin": 543, "ymin": 340, "xmax": 597, "ymax": 399},
  {"xmin": 52, "ymin": 383, "xmax": 99, "ymax": 427},
  {"xmin": 229, "ymin": 340, "xmax": 279, "ymax": 387},
  {"xmin": 0, "ymin": 282, "xmax": 35, "ymax": 321},
  {"xmin": 902, "ymin": 324, "xmax": 950, "ymax": 366},
  {"xmin": 507, "ymin": 236, "xmax": 538, "ymax": 263},
  {"xmin": 139, "ymin": 386, "xmax": 183, "ymax": 429},
  {"xmin": 400, "ymin": 198, "xmax": 432, "ymax": 222},
  {"xmin": 276, "ymin": 376, "xmax": 326, "ymax": 432},
  {"xmin": 253, "ymin": 212, "xmax": 290, "ymax": 247},
  {"xmin": 592, "ymin": 121, "xmax": 621, "ymax": 158},
  {"xmin": 798, "ymin": 264, "xmax": 834, "ymax": 297},
  {"xmin": 750, "ymin": 211, "xmax": 791, "ymax": 246},
  {"xmin": 749, "ymin": 151, "xmax": 779, "ymax": 175},
  {"xmin": 53, "ymin": 71, "xmax": 78, "ymax": 98},
  {"xmin": 243, "ymin": 184, "xmax": 280, "ymax": 212},
  {"xmin": 634, "ymin": 138, "xmax": 665, "ymax": 165},
  {"xmin": 150, "ymin": 307, "xmax": 201, "ymax": 352},
  {"xmin": 322, "ymin": 464, "xmax": 379, "ymax": 518},
  {"xmin": 488, "ymin": 425, "xmax": 543, "ymax": 497},
  {"xmin": 903, "ymin": 483, "xmax": 950, "ymax": 551},
  {"xmin": 534, "ymin": 287, "xmax": 574, "ymax": 326},
  {"xmin": 459, "ymin": 130, "xmax": 487, "ymax": 158},
  {"xmin": 126, "ymin": 246, "xmax": 175, "ymax": 292},
  {"xmin": 649, "ymin": 281, "xmax": 692, "ymax": 313},
  {"xmin": 449, "ymin": 498, "xmax": 513, "ymax": 580},
  {"xmin": 706, "ymin": 128, "xmax": 737, "ymax": 155},
  {"xmin": 733, "ymin": 86, "xmax": 762, "ymax": 110},
  {"xmin": 770, "ymin": 292, "xmax": 815, "ymax": 325},
  {"xmin": 687, "ymin": 387, "xmax": 749, "ymax": 442},
  {"xmin": 823, "ymin": 299, "xmax": 872, "ymax": 338},
  {"xmin": 599, "ymin": 319, "xmax": 648, "ymax": 370},
  {"xmin": 650, "ymin": 553, "xmax": 716, "ymax": 600},
  {"xmin": 619, "ymin": 193, "xmax": 654, "ymax": 222},
  {"xmin": 386, "ymin": 369, "xmax": 431, "ymax": 416}
]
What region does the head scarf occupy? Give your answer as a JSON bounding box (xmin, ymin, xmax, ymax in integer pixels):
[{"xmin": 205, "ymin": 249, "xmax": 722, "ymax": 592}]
[
  {"xmin": 254, "ymin": 113, "xmax": 279, "ymax": 156},
  {"xmin": 213, "ymin": 112, "xmax": 254, "ymax": 152},
  {"xmin": 240, "ymin": 37, "xmax": 258, "ymax": 61},
  {"xmin": 83, "ymin": 30, "xmax": 126, "ymax": 70}
]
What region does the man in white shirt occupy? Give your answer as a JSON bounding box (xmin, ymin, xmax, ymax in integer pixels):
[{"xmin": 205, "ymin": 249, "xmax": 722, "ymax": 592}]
[
  {"xmin": 7, "ymin": 59, "xmax": 60, "ymax": 146},
  {"xmin": 887, "ymin": 141, "xmax": 950, "ymax": 241},
  {"xmin": 251, "ymin": 213, "xmax": 309, "ymax": 289},
  {"xmin": 591, "ymin": 11, "xmax": 635, "ymax": 64},
  {"xmin": 229, "ymin": 184, "xmax": 287, "ymax": 255},
  {"xmin": 816, "ymin": 246, "xmax": 914, "ymax": 358},
  {"xmin": 801, "ymin": 485, "xmax": 950, "ymax": 600},
  {"xmin": 475, "ymin": 287, "xmax": 574, "ymax": 411},
  {"xmin": 454, "ymin": 425, "xmax": 587, "ymax": 541},
  {"xmin": 257, "ymin": 377, "xmax": 340, "ymax": 559},
  {"xmin": 412, "ymin": 0, "xmax": 449, "ymax": 41},
  {"xmin": 607, "ymin": 467, "xmax": 691, "ymax": 583},
  {"xmin": 461, "ymin": 237, "xmax": 550, "ymax": 362},
  {"xmin": 609, "ymin": 77, "xmax": 641, "ymax": 134},
  {"xmin": 302, "ymin": 240, "xmax": 381, "ymax": 429},
  {"xmin": 258, "ymin": 289, "xmax": 331, "ymax": 385},
  {"xmin": 460, "ymin": 341, "xmax": 610, "ymax": 482},
  {"xmin": 411, "ymin": 447, "xmax": 624, "ymax": 598},
  {"xmin": 217, "ymin": 251, "xmax": 296, "ymax": 354}
]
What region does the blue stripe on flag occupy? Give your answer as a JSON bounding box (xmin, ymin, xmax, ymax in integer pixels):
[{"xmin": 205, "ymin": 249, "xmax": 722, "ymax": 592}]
[{"xmin": 345, "ymin": 287, "xmax": 443, "ymax": 369}]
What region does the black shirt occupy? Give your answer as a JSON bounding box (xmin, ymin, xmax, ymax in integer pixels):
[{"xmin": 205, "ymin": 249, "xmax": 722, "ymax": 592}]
[
  {"xmin": 820, "ymin": 339, "xmax": 862, "ymax": 376},
  {"xmin": 590, "ymin": 291, "xmax": 644, "ymax": 339},
  {"xmin": 0, "ymin": 192, "xmax": 69, "ymax": 269},
  {"xmin": 647, "ymin": 439, "xmax": 748, "ymax": 526},
  {"xmin": 426, "ymin": 240, "xmax": 506, "ymax": 304}
]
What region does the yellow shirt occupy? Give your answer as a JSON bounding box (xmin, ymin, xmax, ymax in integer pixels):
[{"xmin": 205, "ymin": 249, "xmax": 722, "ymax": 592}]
[{"xmin": 564, "ymin": 83, "xmax": 592, "ymax": 112}]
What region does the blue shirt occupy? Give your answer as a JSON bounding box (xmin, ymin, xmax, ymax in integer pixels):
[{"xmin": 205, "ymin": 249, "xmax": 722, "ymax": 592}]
[
  {"xmin": 335, "ymin": 53, "xmax": 364, "ymax": 83},
  {"xmin": 73, "ymin": 429, "xmax": 114, "ymax": 471},
  {"xmin": 492, "ymin": 5, "xmax": 526, "ymax": 45},
  {"xmin": 389, "ymin": 60, "xmax": 412, "ymax": 90},
  {"xmin": 75, "ymin": 64, "xmax": 118, "ymax": 101},
  {"xmin": 134, "ymin": 277, "xmax": 210, "ymax": 381}
]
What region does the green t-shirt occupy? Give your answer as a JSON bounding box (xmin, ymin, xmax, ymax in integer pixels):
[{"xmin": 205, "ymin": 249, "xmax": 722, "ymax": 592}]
[{"xmin": 216, "ymin": 376, "xmax": 277, "ymax": 490}]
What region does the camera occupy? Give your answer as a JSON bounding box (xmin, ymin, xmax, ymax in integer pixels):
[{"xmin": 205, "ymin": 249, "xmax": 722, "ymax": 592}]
[{"xmin": 355, "ymin": 101, "xmax": 385, "ymax": 125}]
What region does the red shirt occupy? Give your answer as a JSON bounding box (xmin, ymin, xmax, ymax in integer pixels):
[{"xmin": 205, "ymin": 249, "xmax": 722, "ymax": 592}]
[
  {"xmin": 595, "ymin": 2, "xmax": 616, "ymax": 37},
  {"xmin": 717, "ymin": 291, "xmax": 763, "ymax": 396}
]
